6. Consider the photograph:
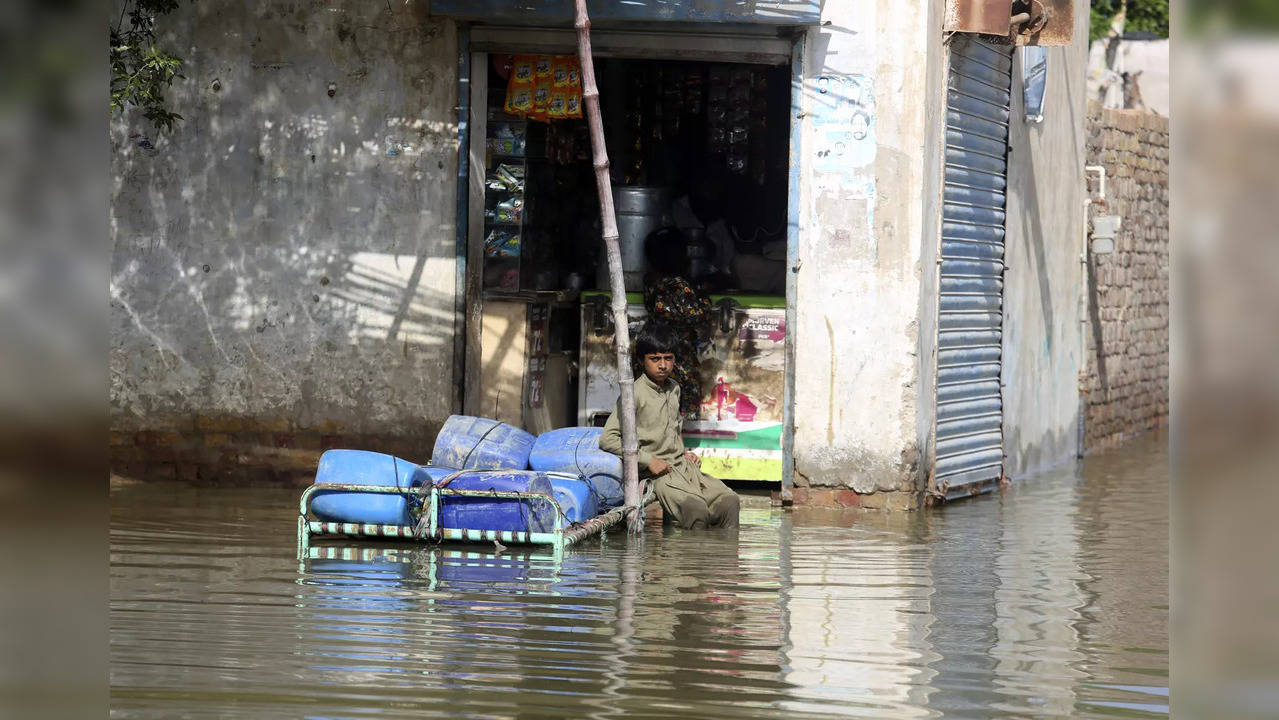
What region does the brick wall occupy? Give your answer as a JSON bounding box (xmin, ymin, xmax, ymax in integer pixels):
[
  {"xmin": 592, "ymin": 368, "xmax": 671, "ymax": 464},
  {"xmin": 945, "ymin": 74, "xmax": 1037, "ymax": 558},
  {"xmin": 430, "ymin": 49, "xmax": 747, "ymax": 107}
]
[{"xmin": 1083, "ymin": 102, "xmax": 1169, "ymax": 450}]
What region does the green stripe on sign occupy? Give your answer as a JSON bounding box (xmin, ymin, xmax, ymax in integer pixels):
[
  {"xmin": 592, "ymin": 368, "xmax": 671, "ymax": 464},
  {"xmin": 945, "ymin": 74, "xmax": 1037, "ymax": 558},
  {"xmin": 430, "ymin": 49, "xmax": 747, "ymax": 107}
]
[{"xmin": 683, "ymin": 424, "xmax": 783, "ymax": 451}]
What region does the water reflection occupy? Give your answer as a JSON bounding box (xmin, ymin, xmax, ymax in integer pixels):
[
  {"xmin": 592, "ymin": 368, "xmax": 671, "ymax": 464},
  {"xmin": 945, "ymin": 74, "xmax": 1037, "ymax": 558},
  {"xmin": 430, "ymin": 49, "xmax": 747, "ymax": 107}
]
[{"xmin": 111, "ymin": 433, "xmax": 1167, "ymax": 718}]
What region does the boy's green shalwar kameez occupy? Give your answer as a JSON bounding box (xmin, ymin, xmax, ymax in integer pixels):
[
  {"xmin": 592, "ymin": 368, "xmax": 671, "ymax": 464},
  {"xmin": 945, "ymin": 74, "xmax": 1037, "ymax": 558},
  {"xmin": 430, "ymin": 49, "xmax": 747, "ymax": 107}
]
[{"xmin": 600, "ymin": 373, "xmax": 739, "ymax": 529}]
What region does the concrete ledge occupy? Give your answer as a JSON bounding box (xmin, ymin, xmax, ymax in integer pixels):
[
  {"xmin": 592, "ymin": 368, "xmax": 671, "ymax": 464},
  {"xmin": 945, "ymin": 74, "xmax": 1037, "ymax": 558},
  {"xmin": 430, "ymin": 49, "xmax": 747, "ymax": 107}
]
[{"xmin": 776, "ymin": 487, "xmax": 920, "ymax": 511}]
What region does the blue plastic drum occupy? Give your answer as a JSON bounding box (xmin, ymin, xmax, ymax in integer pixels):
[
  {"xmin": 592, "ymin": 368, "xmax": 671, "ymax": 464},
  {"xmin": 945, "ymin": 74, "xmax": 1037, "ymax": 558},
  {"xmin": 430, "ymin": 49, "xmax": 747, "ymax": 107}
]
[
  {"xmin": 434, "ymin": 470, "xmax": 558, "ymax": 533},
  {"xmin": 310, "ymin": 449, "xmax": 422, "ymax": 525},
  {"xmin": 528, "ymin": 427, "xmax": 625, "ymax": 508},
  {"xmin": 430, "ymin": 415, "xmax": 536, "ymax": 470},
  {"xmin": 547, "ymin": 474, "xmax": 599, "ymax": 526}
]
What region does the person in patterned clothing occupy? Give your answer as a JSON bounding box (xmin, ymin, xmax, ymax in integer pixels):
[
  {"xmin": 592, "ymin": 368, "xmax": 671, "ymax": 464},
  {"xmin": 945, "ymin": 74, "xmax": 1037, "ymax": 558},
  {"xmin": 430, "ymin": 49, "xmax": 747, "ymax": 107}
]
[{"xmin": 640, "ymin": 227, "xmax": 711, "ymax": 419}]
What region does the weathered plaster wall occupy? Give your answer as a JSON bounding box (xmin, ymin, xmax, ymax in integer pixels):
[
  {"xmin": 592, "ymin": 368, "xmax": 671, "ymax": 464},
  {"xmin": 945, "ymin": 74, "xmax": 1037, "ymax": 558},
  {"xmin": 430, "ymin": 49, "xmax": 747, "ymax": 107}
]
[
  {"xmin": 1001, "ymin": 3, "xmax": 1091, "ymax": 479},
  {"xmin": 1082, "ymin": 104, "xmax": 1169, "ymax": 450},
  {"xmin": 790, "ymin": 0, "xmax": 936, "ymax": 500},
  {"xmin": 110, "ymin": 0, "xmax": 459, "ymax": 480}
]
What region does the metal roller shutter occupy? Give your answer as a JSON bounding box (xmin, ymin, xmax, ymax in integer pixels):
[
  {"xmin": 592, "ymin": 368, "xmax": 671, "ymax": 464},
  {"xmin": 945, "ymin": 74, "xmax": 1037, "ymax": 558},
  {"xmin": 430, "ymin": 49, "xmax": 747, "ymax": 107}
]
[{"xmin": 933, "ymin": 35, "xmax": 1013, "ymax": 500}]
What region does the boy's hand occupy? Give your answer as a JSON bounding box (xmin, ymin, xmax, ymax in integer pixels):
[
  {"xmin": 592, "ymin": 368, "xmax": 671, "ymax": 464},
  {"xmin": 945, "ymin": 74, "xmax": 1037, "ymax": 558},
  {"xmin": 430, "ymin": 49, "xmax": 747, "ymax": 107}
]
[
  {"xmin": 647, "ymin": 458, "xmax": 672, "ymax": 476},
  {"xmin": 684, "ymin": 451, "xmax": 701, "ymax": 467}
]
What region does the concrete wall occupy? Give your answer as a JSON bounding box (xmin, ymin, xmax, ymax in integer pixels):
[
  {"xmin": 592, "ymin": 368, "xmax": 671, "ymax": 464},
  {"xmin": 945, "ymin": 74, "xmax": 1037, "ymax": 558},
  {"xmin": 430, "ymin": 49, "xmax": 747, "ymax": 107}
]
[
  {"xmin": 789, "ymin": 0, "xmax": 942, "ymax": 502},
  {"xmin": 1082, "ymin": 104, "xmax": 1169, "ymax": 450},
  {"xmin": 1001, "ymin": 4, "xmax": 1091, "ymax": 479},
  {"xmin": 110, "ymin": 0, "xmax": 459, "ymax": 481},
  {"xmin": 1086, "ymin": 39, "xmax": 1169, "ymax": 115}
]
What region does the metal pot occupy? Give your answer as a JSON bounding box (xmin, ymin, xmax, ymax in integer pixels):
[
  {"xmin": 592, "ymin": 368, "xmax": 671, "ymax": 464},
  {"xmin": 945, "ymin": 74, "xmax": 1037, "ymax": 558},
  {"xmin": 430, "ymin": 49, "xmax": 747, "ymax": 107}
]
[{"xmin": 596, "ymin": 186, "xmax": 670, "ymax": 292}]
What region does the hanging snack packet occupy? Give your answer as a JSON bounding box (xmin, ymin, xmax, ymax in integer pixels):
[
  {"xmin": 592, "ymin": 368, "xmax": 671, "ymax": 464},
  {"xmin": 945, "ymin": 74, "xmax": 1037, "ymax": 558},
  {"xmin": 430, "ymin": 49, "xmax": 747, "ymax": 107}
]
[
  {"xmin": 512, "ymin": 55, "xmax": 536, "ymax": 84},
  {"xmin": 504, "ymin": 55, "xmax": 536, "ymax": 116},
  {"xmin": 530, "ymin": 76, "xmax": 552, "ymax": 122},
  {"xmin": 564, "ymin": 56, "xmax": 583, "ymax": 119},
  {"xmin": 504, "ymin": 55, "xmax": 537, "ymax": 116},
  {"xmin": 505, "ymin": 86, "xmax": 534, "ymax": 115},
  {"xmin": 552, "ymin": 56, "xmax": 572, "ymax": 88},
  {"xmin": 535, "ymin": 55, "xmax": 554, "ymax": 81},
  {"xmin": 566, "ymin": 58, "xmax": 581, "ymax": 88},
  {"xmin": 548, "ymin": 89, "xmax": 570, "ymax": 119}
]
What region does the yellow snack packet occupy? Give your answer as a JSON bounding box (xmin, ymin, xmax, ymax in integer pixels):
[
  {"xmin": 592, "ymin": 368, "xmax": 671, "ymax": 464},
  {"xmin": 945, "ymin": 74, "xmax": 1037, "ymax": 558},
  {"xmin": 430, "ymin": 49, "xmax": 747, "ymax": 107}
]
[
  {"xmin": 548, "ymin": 89, "xmax": 569, "ymax": 119},
  {"xmin": 535, "ymin": 55, "xmax": 554, "ymax": 80},
  {"xmin": 504, "ymin": 86, "xmax": 534, "ymax": 115},
  {"xmin": 552, "ymin": 56, "xmax": 571, "ymax": 88},
  {"xmin": 511, "ymin": 55, "xmax": 536, "ymax": 85},
  {"xmin": 529, "ymin": 78, "xmax": 552, "ymax": 122}
]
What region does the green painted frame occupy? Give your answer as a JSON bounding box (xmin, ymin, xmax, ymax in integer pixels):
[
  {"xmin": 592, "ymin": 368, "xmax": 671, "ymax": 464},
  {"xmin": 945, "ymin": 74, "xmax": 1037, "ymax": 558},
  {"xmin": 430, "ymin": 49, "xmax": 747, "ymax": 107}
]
[{"xmin": 297, "ymin": 481, "xmax": 648, "ymax": 561}]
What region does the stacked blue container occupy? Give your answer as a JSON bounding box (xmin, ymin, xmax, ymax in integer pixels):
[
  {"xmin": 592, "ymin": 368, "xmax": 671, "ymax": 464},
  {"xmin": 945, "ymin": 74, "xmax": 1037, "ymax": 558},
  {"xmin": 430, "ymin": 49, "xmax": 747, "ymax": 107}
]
[
  {"xmin": 429, "ymin": 415, "xmax": 536, "ymax": 471},
  {"xmin": 528, "ymin": 427, "xmax": 625, "ymax": 510},
  {"xmin": 307, "ymin": 418, "xmax": 623, "ymax": 533},
  {"xmin": 310, "ymin": 449, "xmax": 425, "ymax": 526}
]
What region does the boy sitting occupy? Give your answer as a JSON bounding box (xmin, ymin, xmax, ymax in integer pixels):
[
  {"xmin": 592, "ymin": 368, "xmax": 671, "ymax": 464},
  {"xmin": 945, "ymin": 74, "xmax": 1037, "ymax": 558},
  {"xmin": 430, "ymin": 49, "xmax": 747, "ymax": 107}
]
[{"xmin": 600, "ymin": 322, "xmax": 740, "ymax": 529}]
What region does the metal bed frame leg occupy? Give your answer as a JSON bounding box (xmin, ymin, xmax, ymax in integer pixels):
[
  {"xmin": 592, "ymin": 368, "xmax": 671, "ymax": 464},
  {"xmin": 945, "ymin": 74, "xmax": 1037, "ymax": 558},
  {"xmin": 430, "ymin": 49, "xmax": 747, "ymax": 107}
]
[
  {"xmin": 297, "ymin": 514, "xmax": 310, "ymax": 559},
  {"xmin": 552, "ymin": 531, "xmax": 565, "ymax": 563}
]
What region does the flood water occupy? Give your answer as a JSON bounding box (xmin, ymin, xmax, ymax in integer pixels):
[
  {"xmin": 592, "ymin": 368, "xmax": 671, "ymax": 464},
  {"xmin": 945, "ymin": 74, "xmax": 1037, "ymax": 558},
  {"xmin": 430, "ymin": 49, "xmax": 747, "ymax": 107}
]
[{"xmin": 110, "ymin": 432, "xmax": 1168, "ymax": 718}]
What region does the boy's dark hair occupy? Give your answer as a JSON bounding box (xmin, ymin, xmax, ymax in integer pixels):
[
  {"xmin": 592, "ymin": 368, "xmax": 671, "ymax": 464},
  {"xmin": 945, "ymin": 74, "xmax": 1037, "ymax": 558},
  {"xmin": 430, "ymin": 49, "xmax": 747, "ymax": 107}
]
[{"xmin": 634, "ymin": 321, "xmax": 679, "ymax": 358}]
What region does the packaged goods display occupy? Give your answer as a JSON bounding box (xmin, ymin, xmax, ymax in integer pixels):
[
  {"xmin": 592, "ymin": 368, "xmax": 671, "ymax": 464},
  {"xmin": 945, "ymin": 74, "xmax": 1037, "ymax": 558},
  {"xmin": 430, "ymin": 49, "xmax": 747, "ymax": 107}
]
[
  {"xmin": 504, "ymin": 54, "xmax": 582, "ymax": 122},
  {"xmin": 482, "ymin": 55, "xmax": 787, "ymax": 295},
  {"xmin": 487, "ymin": 164, "xmax": 524, "ymax": 193},
  {"xmin": 487, "ymin": 122, "xmax": 526, "ymax": 156}
]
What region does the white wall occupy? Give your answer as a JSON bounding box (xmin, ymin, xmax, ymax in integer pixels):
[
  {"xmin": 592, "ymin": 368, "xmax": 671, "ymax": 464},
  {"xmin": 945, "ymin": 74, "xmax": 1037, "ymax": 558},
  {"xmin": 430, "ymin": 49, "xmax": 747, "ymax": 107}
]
[
  {"xmin": 1087, "ymin": 38, "xmax": 1169, "ymax": 115},
  {"xmin": 791, "ymin": 0, "xmax": 942, "ymax": 494}
]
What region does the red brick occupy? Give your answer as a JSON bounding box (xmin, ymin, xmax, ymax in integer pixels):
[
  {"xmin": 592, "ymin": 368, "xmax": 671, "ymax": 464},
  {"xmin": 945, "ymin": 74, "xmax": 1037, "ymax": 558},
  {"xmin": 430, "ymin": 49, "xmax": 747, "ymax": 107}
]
[
  {"xmin": 809, "ymin": 489, "xmax": 837, "ymax": 507},
  {"xmin": 835, "ymin": 490, "xmax": 861, "ymax": 507}
]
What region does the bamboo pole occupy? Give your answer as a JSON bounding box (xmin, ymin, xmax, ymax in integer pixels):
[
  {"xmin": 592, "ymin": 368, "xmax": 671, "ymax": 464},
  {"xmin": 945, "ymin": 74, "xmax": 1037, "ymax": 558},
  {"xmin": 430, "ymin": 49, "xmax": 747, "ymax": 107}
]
[{"xmin": 574, "ymin": 0, "xmax": 642, "ymax": 534}]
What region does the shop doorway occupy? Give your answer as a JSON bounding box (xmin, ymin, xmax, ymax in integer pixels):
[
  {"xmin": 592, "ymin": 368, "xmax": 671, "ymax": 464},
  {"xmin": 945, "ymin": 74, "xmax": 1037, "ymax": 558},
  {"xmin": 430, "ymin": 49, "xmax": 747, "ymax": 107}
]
[{"xmin": 461, "ymin": 35, "xmax": 801, "ymax": 489}]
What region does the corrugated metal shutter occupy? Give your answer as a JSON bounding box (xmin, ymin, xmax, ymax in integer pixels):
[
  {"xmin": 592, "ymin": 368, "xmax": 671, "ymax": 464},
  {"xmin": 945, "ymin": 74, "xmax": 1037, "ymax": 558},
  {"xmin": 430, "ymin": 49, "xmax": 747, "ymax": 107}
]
[{"xmin": 933, "ymin": 35, "xmax": 1013, "ymax": 500}]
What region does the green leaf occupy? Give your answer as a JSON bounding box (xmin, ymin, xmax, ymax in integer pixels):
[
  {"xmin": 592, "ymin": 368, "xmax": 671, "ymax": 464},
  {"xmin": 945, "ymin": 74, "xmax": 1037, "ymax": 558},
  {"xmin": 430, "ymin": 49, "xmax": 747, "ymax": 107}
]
[{"xmin": 109, "ymin": 0, "xmax": 186, "ymax": 132}]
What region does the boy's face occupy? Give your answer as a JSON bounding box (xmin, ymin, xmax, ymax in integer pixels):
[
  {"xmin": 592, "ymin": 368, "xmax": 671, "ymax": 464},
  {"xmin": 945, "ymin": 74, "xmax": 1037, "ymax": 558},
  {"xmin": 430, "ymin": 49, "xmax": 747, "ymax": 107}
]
[{"xmin": 642, "ymin": 352, "xmax": 675, "ymax": 385}]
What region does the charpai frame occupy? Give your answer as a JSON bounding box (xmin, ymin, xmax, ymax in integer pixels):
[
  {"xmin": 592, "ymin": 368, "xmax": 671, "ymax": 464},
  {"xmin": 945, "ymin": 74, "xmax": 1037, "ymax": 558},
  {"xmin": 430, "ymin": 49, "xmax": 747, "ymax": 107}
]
[{"xmin": 297, "ymin": 479, "xmax": 650, "ymax": 560}]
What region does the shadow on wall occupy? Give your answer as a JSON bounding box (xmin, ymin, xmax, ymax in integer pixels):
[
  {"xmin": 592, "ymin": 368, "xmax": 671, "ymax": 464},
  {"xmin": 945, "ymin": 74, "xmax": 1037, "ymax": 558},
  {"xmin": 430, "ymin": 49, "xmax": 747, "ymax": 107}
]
[{"xmin": 1004, "ymin": 43, "xmax": 1085, "ymax": 478}]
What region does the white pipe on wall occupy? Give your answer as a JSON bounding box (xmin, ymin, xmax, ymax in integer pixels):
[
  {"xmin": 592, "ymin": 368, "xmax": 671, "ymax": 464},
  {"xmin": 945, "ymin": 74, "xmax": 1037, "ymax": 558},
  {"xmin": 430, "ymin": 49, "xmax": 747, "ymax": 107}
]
[{"xmin": 1078, "ymin": 165, "xmax": 1107, "ymax": 456}]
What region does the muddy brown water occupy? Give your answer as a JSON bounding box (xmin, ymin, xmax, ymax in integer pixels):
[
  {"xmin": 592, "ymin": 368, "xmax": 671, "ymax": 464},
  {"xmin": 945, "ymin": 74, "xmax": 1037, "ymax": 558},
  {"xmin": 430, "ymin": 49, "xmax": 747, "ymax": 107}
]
[{"xmin": 110, "ymin": 433, "xmax": 1167, "ymax": 718}]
